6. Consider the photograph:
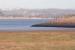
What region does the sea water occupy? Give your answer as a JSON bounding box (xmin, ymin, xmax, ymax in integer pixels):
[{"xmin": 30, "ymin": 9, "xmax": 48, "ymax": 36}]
[{"xmin": 0, "ymin": 19, "xmax": 74, "ymax": 31}]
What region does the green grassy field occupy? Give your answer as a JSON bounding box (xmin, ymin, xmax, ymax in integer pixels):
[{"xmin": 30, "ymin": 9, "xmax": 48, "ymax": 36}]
[{"xmin": 0, "ymin": 31, "xmax": 75, "ymax": 50}]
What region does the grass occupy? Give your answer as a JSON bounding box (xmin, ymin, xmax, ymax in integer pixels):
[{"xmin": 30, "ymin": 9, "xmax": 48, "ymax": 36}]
[
  {"xmin": 32, "ymin": 16, "xmax": 75, "ymax": 27},
  {"xmin": 0, "ymin": 31, "xmax": 75, "ymax": 50}
]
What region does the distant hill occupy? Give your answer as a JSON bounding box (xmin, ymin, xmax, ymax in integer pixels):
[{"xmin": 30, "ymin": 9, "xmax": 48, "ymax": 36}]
[{"xmin": 0, "ymin": 9, "xmax": 75, "ymax": 18}]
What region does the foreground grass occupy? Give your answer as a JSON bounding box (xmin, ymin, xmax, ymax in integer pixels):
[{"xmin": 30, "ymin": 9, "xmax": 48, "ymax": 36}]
[{"xmin": 0, "ymin": 31, "xmax": 75, "ymax": 50}]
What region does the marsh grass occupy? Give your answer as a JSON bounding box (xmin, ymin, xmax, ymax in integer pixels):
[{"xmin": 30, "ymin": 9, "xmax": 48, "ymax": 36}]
[{"xmin": 0, "ymin": 31, "xmax": 75, "ymax": 50}]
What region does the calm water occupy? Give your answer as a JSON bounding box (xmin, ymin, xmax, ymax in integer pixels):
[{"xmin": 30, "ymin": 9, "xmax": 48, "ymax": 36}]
[{"xmin": 0, "ymin": 19, "xmax": 74, "ymax": 31}]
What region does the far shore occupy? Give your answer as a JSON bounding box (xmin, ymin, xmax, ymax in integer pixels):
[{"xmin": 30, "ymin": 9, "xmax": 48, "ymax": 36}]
[{"xmin": 0, "ymin": 17, "xmax": 51, "ymax": 19}]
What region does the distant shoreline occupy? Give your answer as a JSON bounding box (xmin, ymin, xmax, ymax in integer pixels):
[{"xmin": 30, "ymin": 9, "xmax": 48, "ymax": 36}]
[{"xmin": 0, "ymin": 17, "xmax": 54, "ymax": 19}]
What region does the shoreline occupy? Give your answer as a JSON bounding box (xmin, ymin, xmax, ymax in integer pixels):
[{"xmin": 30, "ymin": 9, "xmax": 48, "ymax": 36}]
[
  {"xmin": 0, "ymin": 30, "xmax": 74, "ymax": 32},
  {"xmin": 0, "ymin": 17, "xmax": 52, "ymax": 19},
  {"xmin": 0, "ymin": 27, "xmax": 75, "ymax": 32}
]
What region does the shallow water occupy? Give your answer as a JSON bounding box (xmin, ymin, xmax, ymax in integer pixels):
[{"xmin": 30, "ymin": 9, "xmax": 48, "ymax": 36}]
[{"xmin": 0, "ymin": 19, "xmax": 74, "ymax": 31}]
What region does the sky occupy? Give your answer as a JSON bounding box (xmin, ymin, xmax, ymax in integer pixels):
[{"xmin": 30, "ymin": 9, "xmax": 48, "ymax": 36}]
[{"xmin": 0, "ymin": 0, "xmax": 75, "ymax": 9}]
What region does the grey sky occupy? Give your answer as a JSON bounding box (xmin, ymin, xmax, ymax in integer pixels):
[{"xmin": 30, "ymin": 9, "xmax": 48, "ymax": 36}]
[{"xmin": 0, "ymin": 0, "xmax": 75, "ymax": 9}]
